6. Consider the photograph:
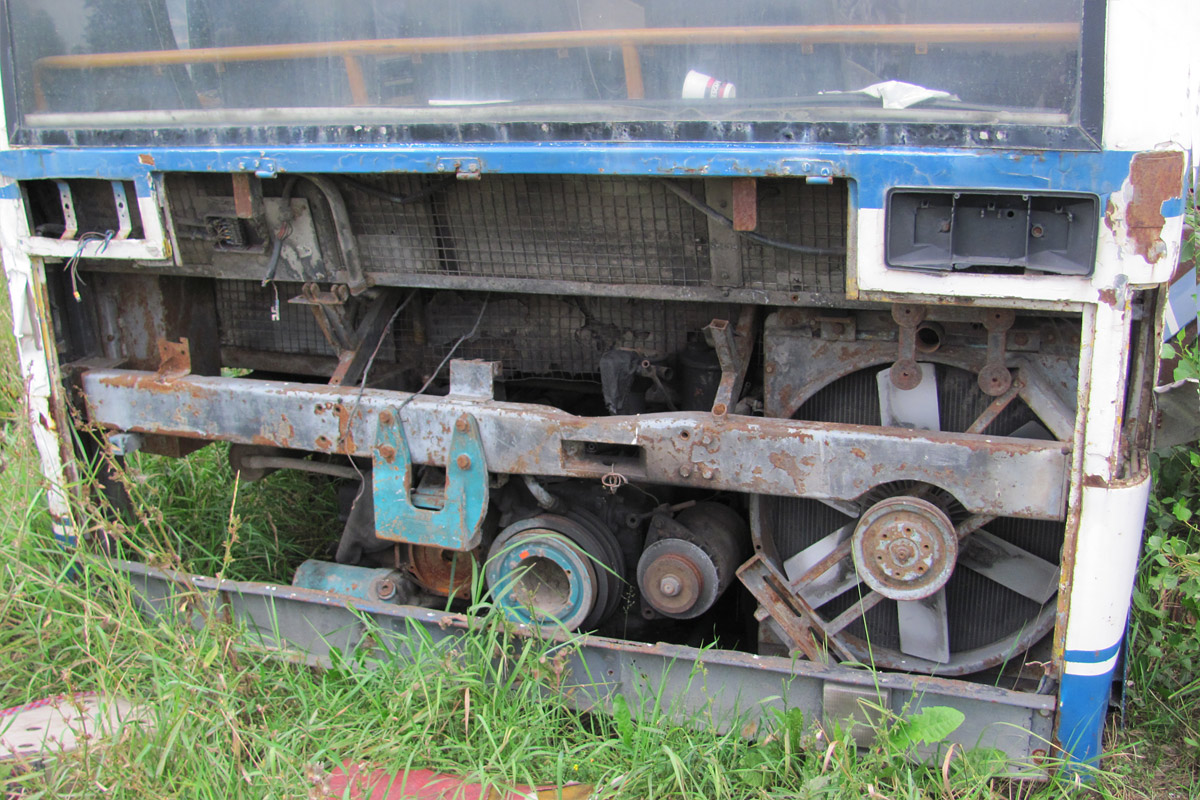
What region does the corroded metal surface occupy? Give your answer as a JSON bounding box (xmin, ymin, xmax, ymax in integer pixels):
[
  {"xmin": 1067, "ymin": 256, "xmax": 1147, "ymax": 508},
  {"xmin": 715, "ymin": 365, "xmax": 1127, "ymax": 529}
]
[
  {"xmin": 850, "ymin": 496, "xmax": 957, "ymax": 601},
  {"xmin": 80, "ymin": 367, "xmax": 1071, "ymax": 519}
]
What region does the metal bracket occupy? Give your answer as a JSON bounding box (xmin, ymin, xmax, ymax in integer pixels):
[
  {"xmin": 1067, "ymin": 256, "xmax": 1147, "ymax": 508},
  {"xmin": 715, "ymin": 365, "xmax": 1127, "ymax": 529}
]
[
  {"xmin": 705, "ymin": 306, "xmax": 756, "ymax": 416},
  {"xmin": 54, "ymin": 180, "xmax": 78, "ymax": 240},
  {"xmin": 372, "ymin": 409, "xmax": 489, "ymax": 551},
  {"xmin": 290, "ymin": 283, "xmax": 355, "ymax": 358},
  {"xmin": 979, "ymin": 309, "xmax": 1016, "ymax": 396},
  {"xmin": 110, "ymin": 181, "xmax": 133, "ymax": 240},
  {"xmin": 776, "ymin": 158, "xmax": 838, "ymax": 183},
  {"xmin": 737, "ymin": 553, "xmax": 852, "ymax": 664},
  {"xmin": 155, "ymin": 338, "xmax": 191, "ymax": 382},
  {"xmin": 890, "ymin": 303, "xmax": 926, "ymax": 390},
  {"xmin": 436, "ymin": 157, "xmax": 482, "ymax": 180}
]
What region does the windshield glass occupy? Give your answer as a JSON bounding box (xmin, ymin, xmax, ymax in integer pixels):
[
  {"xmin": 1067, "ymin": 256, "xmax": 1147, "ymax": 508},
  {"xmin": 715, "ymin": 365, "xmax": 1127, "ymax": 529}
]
[{"xmin": 7, "ymin": 0, "xmax": 1085, "ymax": 134}]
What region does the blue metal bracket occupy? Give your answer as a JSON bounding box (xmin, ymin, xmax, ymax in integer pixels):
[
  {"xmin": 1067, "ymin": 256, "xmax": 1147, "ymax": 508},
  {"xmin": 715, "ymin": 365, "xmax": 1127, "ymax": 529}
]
[{"xmin": 372, "ymin": 409, "xmax": 488, "ymax": 551}]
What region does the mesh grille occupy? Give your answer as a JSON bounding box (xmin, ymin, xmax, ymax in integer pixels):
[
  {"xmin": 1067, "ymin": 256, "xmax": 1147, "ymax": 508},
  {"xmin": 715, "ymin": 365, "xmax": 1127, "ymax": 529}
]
[
  {"xmin": 742, "ymin": 181, "xmax": 847, "ymax": 293},
  {"xmin": 342, "ymin": 175, "xmax": 845, "ymax": 293},
  {"xmin": 215, "ymin": 281, "xmax": 335, "ymax": 357},
  {"xmin": 168, "ymin": 173, "xmax": 847, "ymax": 298}
]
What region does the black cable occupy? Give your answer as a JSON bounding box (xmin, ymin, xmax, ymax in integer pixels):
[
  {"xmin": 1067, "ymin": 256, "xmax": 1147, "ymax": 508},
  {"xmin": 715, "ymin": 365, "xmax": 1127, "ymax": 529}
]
[
  {"xmin": 337, "ymin": 175, "xmax": 448, "ymax": 206},
  {"xmin": 662, "ymin": 180, "xmax": 846, "ymax": 257}
]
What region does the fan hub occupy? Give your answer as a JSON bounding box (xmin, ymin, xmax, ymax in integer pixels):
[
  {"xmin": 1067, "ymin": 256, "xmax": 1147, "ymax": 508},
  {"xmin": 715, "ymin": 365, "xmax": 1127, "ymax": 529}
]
[{"xmin": 852, "ymin": 496, "xmax": 957, "ymax": 601}]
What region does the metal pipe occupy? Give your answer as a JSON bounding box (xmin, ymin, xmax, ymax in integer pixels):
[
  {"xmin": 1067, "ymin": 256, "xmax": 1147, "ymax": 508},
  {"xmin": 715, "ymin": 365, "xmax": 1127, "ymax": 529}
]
[
  {"xmin": 522, "ymin": 475, "xmax": 563, "ymax": 512},
  {"xmin": 240, "ymin": 455, "xmax": 362, "ymax": 481}
]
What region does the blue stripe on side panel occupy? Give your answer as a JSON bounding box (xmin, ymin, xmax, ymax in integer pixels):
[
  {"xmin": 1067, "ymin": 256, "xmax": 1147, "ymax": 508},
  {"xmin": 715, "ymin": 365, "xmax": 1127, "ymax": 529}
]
[
  {"xmin": 0, "ymin": 145, "xmax": 1140, "ymax": 209},
  {"xmin": 1058, "ymin": 666, "xmax": 1117, "ymax": 770},
  {"xmin": 1064, "ymin": 640, "xmax": 1123, "ymax": 664}
]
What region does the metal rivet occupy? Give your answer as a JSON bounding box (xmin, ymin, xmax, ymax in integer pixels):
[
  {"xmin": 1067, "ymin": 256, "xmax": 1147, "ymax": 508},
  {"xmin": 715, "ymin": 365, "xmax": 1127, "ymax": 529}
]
[
  {"xmin": 678, "ymin": 465, "xmax": 692, "ymax": 478},
  {"xmin": 455, "ymin": 418, "xmax": 469, "ymax": 432},
  {"xmin": 380, "ymin": 411, "xmax": 393, "ymax": 425},
  {"xmin": 456, "ymin": 454, "xmax": 472, "ymax": 470}
]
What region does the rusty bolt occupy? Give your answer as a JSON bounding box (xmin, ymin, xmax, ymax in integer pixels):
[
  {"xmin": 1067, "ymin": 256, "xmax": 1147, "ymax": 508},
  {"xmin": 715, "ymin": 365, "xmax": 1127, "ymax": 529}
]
[
  {"xmin": 374, "ymin": 577, "xmax": 397, "ymax": 601},
  {"xmin": 659, "ymin": 576, "xmax": 681, "ymax": 597},
  {"xmin": 1030, "ymin": 224, "xmax": 1045, "ymax": 239},
  {"xmin": 456, "ymin": 454, "xmax": 472, "ymax": 470},
  {"xmin": 1013, "ymin": 332, "xmax": 1029, "ymax": 346},
  {"xmin": 765, "ymin": 364, "xmax": 776, "ymax": 374},
  {"xmin": 678, "ymin": 465, "xmax": 692, "ymax": 478},
  {"xmin": 378, "ymin": 445, "xmax": 396, "ymax": 462},
  {"xmin": 712, "ymin": 403, "xmax": 728, "ymax": 416},
  {"xmin": 380, "ymin": 410, "xmax": 394, "ymax": 425},
  {"xmin": 455, "ymin": 417, "xmax": 469, "ymax": 433}
]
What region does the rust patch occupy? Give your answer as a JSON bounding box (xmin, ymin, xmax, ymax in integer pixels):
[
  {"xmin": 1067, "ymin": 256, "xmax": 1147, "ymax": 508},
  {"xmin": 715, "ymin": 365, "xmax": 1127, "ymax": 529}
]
[
  {"xmin": 1081, "ymin": 474, "xmax": 1109, "ymax": 489},
  {"xmin": 334, "ymin": 402, "xmax": 357, "ymax": 454},
  {"xmin": 1125, "ymin": 150, "xmax": 1185, "ymax": 263},
  {"xmin": 1097, "ymin": 287, "xmax": 1118, "ymax": 308},
  {"xmin": 850, "ymin": 447, "xmax": 866, "ymax": 459},
  {"xmin": 731, "ymin": 177, "xmax": 757, "ymax": 231},
  {"xmin": 137, "ymin": 153, "xmax": 155, "ymax": 166}
]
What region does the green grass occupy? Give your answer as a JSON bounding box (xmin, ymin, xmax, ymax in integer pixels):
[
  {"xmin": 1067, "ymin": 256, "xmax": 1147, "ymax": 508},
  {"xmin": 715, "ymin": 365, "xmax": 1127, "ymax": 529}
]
[{"xmin": 0, "ymin": 288, "xmax": 1195, "ymax": 798}]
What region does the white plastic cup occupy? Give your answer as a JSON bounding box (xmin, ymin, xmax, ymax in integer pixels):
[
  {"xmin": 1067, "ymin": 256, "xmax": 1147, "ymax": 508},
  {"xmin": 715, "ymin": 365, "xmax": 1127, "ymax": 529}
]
[{"xmin": 681, "ymin": 70, "xmax": 736, "ymax": 100}]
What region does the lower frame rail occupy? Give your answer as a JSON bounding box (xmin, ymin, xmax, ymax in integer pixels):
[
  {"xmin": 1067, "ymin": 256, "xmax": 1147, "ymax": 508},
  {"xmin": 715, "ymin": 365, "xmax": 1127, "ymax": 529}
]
[{"xmin": 115, "ymin": 559, "xmax": 1056, "ymax": 768}]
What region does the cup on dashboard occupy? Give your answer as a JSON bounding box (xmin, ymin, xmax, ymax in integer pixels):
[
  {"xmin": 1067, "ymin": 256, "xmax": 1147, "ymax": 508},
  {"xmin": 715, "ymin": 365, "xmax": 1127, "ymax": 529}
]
[{"xmin": 681, "ymin": 70, "xmax": 736, "ymax": 100}]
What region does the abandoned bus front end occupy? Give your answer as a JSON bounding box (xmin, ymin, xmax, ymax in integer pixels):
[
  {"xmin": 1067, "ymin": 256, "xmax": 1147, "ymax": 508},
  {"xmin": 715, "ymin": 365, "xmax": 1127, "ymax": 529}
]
[{"xmin": 0, "ymin": 0, "xmax": 1193, "ymax": 771}]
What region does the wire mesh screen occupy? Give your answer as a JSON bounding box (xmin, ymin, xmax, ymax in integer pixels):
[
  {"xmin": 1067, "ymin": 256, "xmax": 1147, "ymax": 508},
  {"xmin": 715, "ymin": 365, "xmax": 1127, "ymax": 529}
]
[
  {"xmin": 166, "ymin": 173, "xmax": 847, "ymax": 297},
  {"xmin": 742, "ymin": 180, "xmax": 847, "ymax": 293},
  {"xmin": 215, "ymin": 281, "xmax": 335, "ymax": 357},
  {"xmin": 341, "ymin": 175, "xmax": 846, "ymax": 293},
  {"xmin": 395, "ymin": 292, "xmax": 732, "ymax": 379}
]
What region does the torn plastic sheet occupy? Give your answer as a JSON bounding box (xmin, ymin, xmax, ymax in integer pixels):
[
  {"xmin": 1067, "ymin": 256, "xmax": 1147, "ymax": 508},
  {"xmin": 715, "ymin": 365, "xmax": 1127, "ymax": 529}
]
[{"xmin": 822, "ymin": 80, "xmax": 958, "ymax": 110}]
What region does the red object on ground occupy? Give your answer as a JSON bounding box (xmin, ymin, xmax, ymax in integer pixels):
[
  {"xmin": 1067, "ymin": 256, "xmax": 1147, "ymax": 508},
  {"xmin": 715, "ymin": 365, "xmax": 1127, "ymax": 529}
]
[{"xmin": 322, "ymin": 760, "xmax": 592, "ymax": 800}]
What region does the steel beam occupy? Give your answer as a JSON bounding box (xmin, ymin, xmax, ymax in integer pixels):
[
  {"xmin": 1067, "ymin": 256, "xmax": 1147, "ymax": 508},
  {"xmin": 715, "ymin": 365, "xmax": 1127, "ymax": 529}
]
[{"xmin": 80, "ymin": 368, "xmax": 1070, "ymax": 519}]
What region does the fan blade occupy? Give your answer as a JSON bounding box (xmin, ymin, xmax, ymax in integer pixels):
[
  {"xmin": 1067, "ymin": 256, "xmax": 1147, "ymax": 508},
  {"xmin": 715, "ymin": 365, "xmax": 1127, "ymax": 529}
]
[
  {"xmin": 958, "ymin": 529, "xmax": 1060, "ymax": 604},
  {"xmin": 898, "ymin": 588, "xmax": 951, "ymax": 663},
  {"xmin": 877, "ymin": 364, "xmax": 940, "ymax": 431},
  {"xmin": 1008, "ymin": 420, "xmax": 1054, "ymax": 441},
  {"xmin": 783, "ymin": 523, "xmax": 859, "ymax": 607}
]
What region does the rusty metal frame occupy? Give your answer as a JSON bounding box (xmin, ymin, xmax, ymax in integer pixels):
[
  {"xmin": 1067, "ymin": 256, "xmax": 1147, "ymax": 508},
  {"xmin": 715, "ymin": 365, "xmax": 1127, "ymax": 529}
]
[{"xmin": 79, "ymin": 367, "xmax": 1070, "ymax": 520}]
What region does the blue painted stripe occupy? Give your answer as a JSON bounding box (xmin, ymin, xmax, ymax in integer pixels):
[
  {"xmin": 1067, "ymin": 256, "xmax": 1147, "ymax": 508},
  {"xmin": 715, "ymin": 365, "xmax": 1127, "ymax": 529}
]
[
  {"xmin": 0, "ymin": 144, "xmax": 1140, "ymax": 210},
  {"xmin": 1057, "ymin": 668, "xmax": 1115, "ymax": 771},
  {"xmin": 1065, "ymin": 640, "xmax": 1122, "ymax": 665}
]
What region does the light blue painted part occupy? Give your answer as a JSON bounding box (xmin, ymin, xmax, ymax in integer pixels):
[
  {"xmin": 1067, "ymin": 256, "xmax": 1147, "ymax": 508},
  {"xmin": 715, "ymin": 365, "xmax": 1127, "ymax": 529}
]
[
  {"xmin": 486, "ymin": 538, "xmax": 591, "ymax": 628},
  {"xmin": 292, "ymin": 559, "xmax": 398, "ymax": 602},
  {"xmin": 0, "ymin": 144, "xmax": 1143, "ymax": 209},
  {"xmin": 372, "ymin": 409, "xmax": 488, "ymax": 551}
]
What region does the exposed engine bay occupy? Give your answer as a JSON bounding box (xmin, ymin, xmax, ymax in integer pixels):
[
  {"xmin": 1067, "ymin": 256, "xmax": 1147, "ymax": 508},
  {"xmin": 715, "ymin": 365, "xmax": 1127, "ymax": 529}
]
[{"xmin": 39, "ymin": 171, "xmax": 1084, "ymax": 689}]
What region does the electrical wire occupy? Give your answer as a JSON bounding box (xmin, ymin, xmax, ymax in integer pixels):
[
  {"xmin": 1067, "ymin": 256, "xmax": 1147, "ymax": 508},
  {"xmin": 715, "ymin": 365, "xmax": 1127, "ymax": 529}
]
[
  {"xmin": 662, "ymin": 181, "xmax": 847, "ymax": 257},
  {"xmin": 64, "ymin": 230, "xmax": 115, "ymax": 301},
  {"xmin": 337, "ymin": 175, "xmax": 448, "ymax": 206}
]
